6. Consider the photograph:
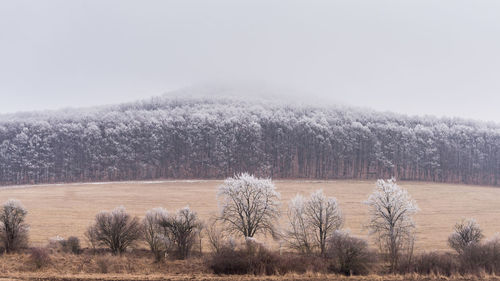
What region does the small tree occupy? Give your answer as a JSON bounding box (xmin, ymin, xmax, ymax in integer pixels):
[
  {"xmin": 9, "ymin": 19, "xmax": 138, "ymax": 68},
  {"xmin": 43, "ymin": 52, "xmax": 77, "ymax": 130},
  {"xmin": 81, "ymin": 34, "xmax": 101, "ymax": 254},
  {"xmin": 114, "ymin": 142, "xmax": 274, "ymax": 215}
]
[
  {"xmin": 84, "ymin": 225, "xmax": 98, "ymax": 253},
  {"xmin": 364, "ymin": 178, "xmax": 418, "ymax": 272},
  {"xmin": 285, "ymin": 195, "xmax": 314, "ymax": 254},
  {"xmin": 448, "ymin": 218, "xmax": 483, "ymax": 254},
  {"xmin": 217, "ymin": 173, "xmax": 280, "ymax": 238},
  {"xmin": 206, "ymin": 218, "xmax": 229, "ymax": 254},
  {"xmin": 0, "ymin": 199, "xmax": 29, "ymax": 253},
  {"xmin": 285, "ymin": 190, "xmax": 343, "ymax": 255},
  {"xmin": 142, "ymin": 207, "xmax": 169, "ymax": 261},
  {"xmin": 160, "ymin": 206, "xmax": 202, "ymax": 259},
  {"xmin": 87, "ymin": 206, "xmax": 141, "ymax": 255}
]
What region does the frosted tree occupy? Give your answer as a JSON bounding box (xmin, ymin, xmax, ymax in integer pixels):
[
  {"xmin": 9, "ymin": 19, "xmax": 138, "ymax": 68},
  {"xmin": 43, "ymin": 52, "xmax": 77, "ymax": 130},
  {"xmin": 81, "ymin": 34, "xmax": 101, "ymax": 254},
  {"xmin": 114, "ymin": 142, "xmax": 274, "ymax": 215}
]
[
  {"xmin": 364, "ymin": 178, "xmax": 418, "ymax": 271},
  {"xmin": 285, "ymin": 195, "xmax": 314, "ymax": 254},
  {"xmin": 142, "ymin": 207, "xmax": 169, "ymax": 261},
  {"xmin": 285, "ymin": 190, "xmax": 343, "ymax": 255},
  {"xmin": 306, "ymin": 190, "xmax": 343, "ymax": 255},
  {"xmin": 448, "ymin": 218, "xmax": 483, "ymax": 254},
  {"xmin": 2, "ymin": 96, "xmax": 500, "ymax": 187},
  {"xmin": 217, "ymin": 173, "xmax": 280, "ymax": 238},
  {"xmin": 0, "ymin": 199, "xmax": 29, "ymax": 253},
  {"xmin": 160, "ymin": 206, "xmax": 202, "ymax": 259}
]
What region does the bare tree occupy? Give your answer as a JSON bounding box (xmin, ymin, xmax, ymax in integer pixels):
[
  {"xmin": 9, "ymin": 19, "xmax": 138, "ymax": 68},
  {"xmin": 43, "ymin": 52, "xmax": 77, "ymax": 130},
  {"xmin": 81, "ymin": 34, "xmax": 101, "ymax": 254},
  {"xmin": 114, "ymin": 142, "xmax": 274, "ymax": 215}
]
[
  {"xmin": 284, "ymin": 194, "xmax": 314, "ymax": 254},
  {"xmin": 364, "ymin": 178, "xmax": 418, "ymax": 272},
  {"xmin": 142, "ymin": 207, "xmax": 169, "ymax": 261},
  {"xmin": 217, "ymin": 173, "xmax": 280, "ymax": 238},
  {"xmin": 305, "ymin": 190, "xmax": 343, "ymax": 255},
  {"xmin": 0, "ymin": 199, "xmax": 29, "ymax": 253},
  {"xmin": 205, "ymin": 218, "xmax": 228, "ymax": 254},
  {"xmin": 448, "ymin": 218, "xmax": 483, "ymax": 254},
  {"xmin": 160, "ymin": 206, "xmax": 202, "ymax": 259},
  {"xmin": 87, "ymin": 206, "xmax": 141, "ymax": 255},
  {"xmin": 285, "ymin": 190, "xmax": 343, "ymax": 255},
  {"xmin": 84, "ymin": 225, "xmax": 98, "ymax": 253}
]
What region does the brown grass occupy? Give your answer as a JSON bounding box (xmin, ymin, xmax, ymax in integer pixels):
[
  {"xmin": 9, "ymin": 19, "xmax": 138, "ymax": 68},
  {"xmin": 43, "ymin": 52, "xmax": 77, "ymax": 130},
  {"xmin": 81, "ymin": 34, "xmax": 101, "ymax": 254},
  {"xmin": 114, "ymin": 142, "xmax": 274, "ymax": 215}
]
[
  {"xmin": 0, "ymin": 180, "xmax": 499, "ymax": 252},
  {"xmin": 2, "ymin": 250, "xmax": 500, "ymax": 280}
]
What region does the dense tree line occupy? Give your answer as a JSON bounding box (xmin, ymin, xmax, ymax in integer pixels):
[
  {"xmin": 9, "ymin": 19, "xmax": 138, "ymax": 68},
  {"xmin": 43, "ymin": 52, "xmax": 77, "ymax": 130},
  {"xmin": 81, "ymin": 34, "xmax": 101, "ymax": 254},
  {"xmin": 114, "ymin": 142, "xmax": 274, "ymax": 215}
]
[{"xmin": 1, "ymin": 96, "xmax": 500, "ymax": 186}]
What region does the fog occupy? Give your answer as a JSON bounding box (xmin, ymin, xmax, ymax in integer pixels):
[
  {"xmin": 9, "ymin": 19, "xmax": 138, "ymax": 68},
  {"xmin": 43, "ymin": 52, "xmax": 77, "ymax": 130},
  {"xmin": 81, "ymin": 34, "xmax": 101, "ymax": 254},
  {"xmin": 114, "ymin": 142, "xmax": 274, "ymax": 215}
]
[{"xmin": 1, "ymin": 0, "xmax": 499, "ymax": 121}]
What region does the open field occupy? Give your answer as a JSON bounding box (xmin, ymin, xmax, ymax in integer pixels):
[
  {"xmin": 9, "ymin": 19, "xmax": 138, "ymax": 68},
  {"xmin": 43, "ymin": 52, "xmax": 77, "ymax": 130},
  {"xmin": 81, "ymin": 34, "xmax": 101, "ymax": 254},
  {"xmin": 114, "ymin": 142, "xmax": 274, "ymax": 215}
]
[{"xmin": 0, "ymin": 180, "xmax": 500, "ymax": 251}]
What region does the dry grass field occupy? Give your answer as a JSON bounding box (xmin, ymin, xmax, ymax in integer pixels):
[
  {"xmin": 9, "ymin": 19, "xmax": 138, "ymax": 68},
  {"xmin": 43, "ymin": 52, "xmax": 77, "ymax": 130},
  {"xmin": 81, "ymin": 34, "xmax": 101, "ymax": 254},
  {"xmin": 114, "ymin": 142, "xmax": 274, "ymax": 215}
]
[{"xmin": 0, "ymin": 180, "xmax": 500, "ymax": 251}]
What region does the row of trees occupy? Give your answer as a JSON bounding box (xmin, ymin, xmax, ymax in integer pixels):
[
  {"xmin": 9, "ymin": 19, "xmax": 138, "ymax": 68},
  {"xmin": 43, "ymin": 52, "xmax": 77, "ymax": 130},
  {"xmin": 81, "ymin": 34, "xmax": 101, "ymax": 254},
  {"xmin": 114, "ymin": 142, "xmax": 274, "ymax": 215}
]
[
  {"xmin": 0, "ymin": 174, "xmax": 418, "ymax": 273},
  {"xmin": 2, "ymin": 96, "xmax": 500, "ymax": 186}
]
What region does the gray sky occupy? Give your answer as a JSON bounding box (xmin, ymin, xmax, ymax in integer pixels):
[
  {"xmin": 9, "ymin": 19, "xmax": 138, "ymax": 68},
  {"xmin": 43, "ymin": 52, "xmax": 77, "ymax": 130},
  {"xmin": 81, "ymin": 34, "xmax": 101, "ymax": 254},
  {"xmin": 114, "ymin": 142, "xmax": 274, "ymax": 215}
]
[{"xmin": 1, "ymin": 0, "xmax": 500, "ymax": 121}]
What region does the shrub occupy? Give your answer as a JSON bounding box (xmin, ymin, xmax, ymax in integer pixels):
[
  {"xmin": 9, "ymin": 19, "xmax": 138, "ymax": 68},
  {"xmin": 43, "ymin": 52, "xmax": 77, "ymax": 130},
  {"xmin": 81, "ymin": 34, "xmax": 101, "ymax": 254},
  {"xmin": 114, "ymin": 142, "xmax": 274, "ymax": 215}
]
[
  {"xmin": 208, "ymin": 238, "xmax": 282, "ymax": 275},
  {"xmin": 326, "ymin": 230, "xmax": 374, "ymax": 275},
  {"xmin": 457, "ymin": 237, "xmax": 500, "ymax": 275},
  {"xmin": 61, "ymin": 236, "xmax": 81, "ymax": 254},
  {"xmin": 48, "ymin": 236, "xmax": 80, "ymax": 254},
  {"xmin": 95, "ymin": 256, "xmax": 111, "ymax": 273},
  {"xmin": 209, "ymin": 245, "xmax": 249, "ymax": 275},
  {"xmin": 207, "ymin": 238, "xmax": 328, "ymax": 275},
  {"xmin": 205, "ymin": 219, "xmax": 227, "ymax": 254},
  {"xmin": 404, "ymin": 251, "xmax": 457, "ymax": 276},
  {"xmin": 29, "ymin": 247, "xmax": 51, "ymax": 269},
  {"xmin": 482, "ymin": 236, "xmax": 500, "ymax": 275}
]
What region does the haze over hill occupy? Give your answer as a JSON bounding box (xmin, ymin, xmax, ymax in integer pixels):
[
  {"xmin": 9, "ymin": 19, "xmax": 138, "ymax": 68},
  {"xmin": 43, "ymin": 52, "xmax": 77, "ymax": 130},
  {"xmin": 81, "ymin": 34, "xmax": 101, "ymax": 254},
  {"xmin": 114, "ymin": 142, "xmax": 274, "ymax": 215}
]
[
  {"xmin": 1, "ymin": 93, "xmax": 500, "ymax": 186},
  {"xmin": 2, "ymin": 1, "xmax": 500, "ymax": 121}
]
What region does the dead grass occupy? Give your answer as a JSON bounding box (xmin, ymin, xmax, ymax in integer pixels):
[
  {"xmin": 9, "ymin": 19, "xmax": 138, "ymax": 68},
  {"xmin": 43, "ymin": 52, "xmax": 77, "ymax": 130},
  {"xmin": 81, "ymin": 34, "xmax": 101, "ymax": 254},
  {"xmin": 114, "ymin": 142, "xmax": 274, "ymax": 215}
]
[
  {"xmin": 0, "ymin": 180, "xmax": 499, "ymax": 251},
  {"xmin": 4, "ymin": 271, "xmax": 500, "ymax": 281}
]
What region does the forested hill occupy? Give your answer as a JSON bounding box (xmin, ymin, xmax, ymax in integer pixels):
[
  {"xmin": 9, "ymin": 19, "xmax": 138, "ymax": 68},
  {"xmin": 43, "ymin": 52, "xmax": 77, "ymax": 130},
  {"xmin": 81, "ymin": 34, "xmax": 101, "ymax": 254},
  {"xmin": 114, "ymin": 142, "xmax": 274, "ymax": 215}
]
[{"xmin": 1, "ymin": 95, "xmax": 500, "ymax": 186}]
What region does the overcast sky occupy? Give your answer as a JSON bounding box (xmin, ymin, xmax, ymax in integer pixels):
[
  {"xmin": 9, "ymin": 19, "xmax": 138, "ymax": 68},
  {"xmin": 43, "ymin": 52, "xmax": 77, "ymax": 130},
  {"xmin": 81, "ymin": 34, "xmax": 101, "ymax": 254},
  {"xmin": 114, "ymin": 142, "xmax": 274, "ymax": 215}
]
[{"xmin": 1, "ymin": 0, "xmax": 500, "ymax": 121}]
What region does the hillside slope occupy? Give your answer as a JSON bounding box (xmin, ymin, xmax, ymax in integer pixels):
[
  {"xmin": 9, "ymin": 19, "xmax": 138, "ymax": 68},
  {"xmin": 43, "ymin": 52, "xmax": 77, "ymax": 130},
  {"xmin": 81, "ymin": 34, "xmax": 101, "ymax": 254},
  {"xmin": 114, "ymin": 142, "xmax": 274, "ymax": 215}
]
[{"xmin": 1, "ymin": 94, "xmax": 499, "ymax": 186}]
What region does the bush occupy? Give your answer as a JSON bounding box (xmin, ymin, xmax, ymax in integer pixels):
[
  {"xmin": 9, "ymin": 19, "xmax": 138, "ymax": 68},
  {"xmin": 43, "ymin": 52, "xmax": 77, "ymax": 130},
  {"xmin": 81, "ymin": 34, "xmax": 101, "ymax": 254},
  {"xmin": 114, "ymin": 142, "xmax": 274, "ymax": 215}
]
[
  {"xmin": 403, "ymin": 251, "xmax": 457, "ymax": 276},
  {"xmin": 61, "ymin": 236, "xmax": 81, "ymax": 254},
  {"xmin": 482, "ymin": 236, "xmax": 500, "ymax": 275},
  {"xmin": 95, "ymin": 256, "xmax": 111, "ymax": 273},
  {"xmin": 326, "ymin": 230, "xmax": 374, "ymax": 275},
  {"xmin": 29, "ymin": 247, "xmax": 51, "ymax": 269},
  {"xmin": 48, "ymin": 236, "xmax": 82, "ymax": 254},
  {"xmin": 398, "ymin": 238, "xmax": 500, "ymax": 276},
  {"xmin": 207, "ymin": 238, "xmax": 329, "ymax": 275},
  {"xmin": 208, "ymin": 238, "xmax": 280, "ymax": 275},
  {"xmin": 457, "ymin": 237, "xmax": 500, "ymax": 275}
]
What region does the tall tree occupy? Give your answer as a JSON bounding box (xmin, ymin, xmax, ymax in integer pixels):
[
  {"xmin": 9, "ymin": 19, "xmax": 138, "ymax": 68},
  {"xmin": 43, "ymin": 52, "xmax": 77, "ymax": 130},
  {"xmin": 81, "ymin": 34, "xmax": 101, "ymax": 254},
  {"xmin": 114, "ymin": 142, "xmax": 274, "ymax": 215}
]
[{"xmin": 364, "ymin": 178, "xmax": 418, "ymax": 272}]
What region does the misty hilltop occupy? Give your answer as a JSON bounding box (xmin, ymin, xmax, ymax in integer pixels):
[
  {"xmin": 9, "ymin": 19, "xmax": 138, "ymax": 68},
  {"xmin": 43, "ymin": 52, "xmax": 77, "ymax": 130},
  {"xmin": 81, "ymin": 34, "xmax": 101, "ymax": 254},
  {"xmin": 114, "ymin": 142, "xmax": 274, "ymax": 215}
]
[{"xmin": 1, "ymin": 93, "xmax": 500, "ymax": 186}]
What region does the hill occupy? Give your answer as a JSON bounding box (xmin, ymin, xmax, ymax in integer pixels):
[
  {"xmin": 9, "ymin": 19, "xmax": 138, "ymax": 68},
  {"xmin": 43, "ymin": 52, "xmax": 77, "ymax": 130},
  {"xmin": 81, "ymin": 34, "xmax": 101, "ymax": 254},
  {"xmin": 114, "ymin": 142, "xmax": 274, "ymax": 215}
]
[{"xmin": 1, "ymin": 94, "xmax": 500, "ymax": 186}]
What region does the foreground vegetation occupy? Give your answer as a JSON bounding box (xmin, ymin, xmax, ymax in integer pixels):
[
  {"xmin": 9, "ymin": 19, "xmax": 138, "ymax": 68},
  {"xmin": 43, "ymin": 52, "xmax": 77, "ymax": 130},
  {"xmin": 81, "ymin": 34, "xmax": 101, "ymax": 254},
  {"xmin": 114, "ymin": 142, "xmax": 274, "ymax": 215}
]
[
  {"xmin": 1, "ymin": 175, "xmax": 499, "ymax": 280},
  {"xmin": 0, "ymin": 242, "xmax": 498, "ymax": 280}
]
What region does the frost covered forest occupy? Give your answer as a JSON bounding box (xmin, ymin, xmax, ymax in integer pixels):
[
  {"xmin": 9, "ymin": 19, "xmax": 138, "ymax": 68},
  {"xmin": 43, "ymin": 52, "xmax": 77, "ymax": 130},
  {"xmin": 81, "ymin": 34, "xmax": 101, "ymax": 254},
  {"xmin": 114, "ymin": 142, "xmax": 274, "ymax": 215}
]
[{"xmin": 1, "ymin": 96, "xmax": 500, "ymax": 186}]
